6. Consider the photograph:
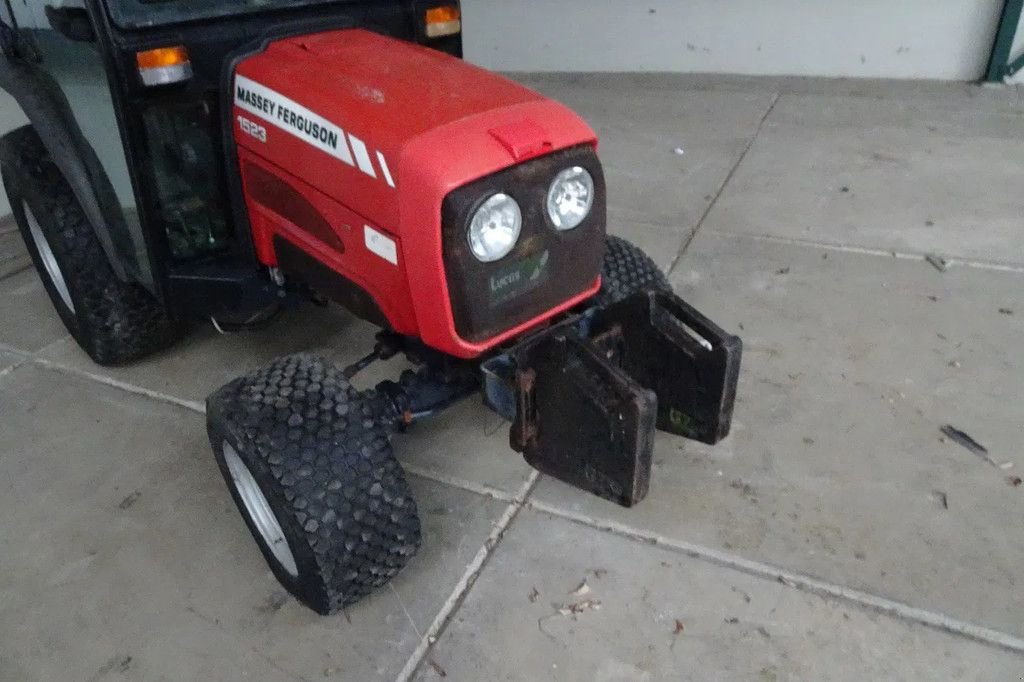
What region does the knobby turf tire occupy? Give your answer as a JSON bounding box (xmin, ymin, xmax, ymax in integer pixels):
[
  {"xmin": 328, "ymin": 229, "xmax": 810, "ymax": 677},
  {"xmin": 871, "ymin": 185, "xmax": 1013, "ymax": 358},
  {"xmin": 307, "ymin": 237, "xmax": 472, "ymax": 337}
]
[
  {"xmin": 595, "ymin": 235, "xmax": 672, "ymax": 306},
  {"xmin": 0, "ymin": 126, "xmax": 179, "ymax": 365},
  {"xmin": 207, "ymin": 354, "xmax": 421, "ymax": 615}
]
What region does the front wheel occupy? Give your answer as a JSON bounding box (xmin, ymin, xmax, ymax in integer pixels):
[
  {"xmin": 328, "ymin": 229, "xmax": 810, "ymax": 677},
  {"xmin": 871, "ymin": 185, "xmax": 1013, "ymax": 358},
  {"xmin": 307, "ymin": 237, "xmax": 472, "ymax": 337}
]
[
  {"xmin": 595, "ymin": 235, "xmax": 672, "ymax": 306},
  {"xmin": 207, "ymin": 354, "xmax": 421, "ymax": 615}
]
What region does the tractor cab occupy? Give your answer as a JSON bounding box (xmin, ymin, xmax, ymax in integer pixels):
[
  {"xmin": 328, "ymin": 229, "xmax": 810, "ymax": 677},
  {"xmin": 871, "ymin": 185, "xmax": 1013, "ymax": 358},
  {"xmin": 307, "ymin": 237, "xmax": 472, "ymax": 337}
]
[{"xmin": 0, "ymin": 0, "xmax": 462, "ymax": 319}]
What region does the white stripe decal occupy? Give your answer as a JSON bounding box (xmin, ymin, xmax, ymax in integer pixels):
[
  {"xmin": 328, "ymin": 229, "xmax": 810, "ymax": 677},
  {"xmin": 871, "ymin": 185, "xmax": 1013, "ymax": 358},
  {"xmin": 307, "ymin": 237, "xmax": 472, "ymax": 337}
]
[
  {"xmin": 377, "ymin": 151, "xmax": 396, "ymax": 188},
  {"xmin": 348, "ymin": 134, "xmax": 377, "ymax": 178}
]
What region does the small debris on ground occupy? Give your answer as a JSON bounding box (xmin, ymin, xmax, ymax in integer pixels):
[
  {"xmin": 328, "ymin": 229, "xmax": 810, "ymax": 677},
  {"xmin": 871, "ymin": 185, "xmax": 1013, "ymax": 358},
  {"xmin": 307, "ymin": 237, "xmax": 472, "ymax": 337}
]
[
  {"xmin": 729, "ymin": 478, "xmax": 758, "ymax": 502},
  {"xmin": 947, "ymin": 360, "xmax": 960, "ymax": 368},
  {"xmin": 925, "ymin": 254, "xmax": 948, "ymax": 272},
  {"xmin": 999, "ymin": 461, "xmax": 1014, "ymax": 470},
  {"xmin": 724, "ymin": 617, "xmax": 739, "ymax": 624},
  {"xmin": 118, "ymin": 491, "xmax": 141, "ymax": 510},
  {"xmin": 528, "ymin": 587, "xmax": 540, "ymax": 603},
  {"xmin": 555, "ymin": 599, "xmax": 602, "ymax": 617},
  {"xmin": 94, "ymin": 655, "xmax": 133, "ymax": 679},
  {"xmin": 777, "ymin": 576, "xmax": 797, "ymax": 588},
  {"xmin": 673, "ymin": 146, "xmax": 686, "ymax": 155},
  {"xmin": 931, "ymin": 490, "xmax": 948, "ymax": 510},
  {"xmin": 1008, "ymin": 476, "xmax": 1022, "ymax": 488},
  {"xmin": 669, "ymin": 618, "xmax": 686, "ymax": 651},
  {"xmin": 940, "ymin": 425, "xmax": 998, "ymax": 466},
  {"xmin": 839, "ymin": 186, "xmax": 850, "ymax": 193},
  {"xmin": 590, "ymin": 568, "xmax": 608, "ymax": 579},
  {"xmin": 570, "ymin": 579, "xmax": 591, "ymax": 598},
  {"xmin": 928, "ymin": 295, "xmax": 939, "ymax": 302},
  {"xmin": 925, "ymin": 220, "xmax": 934, "ymax": 227},
  {"xmin": 427, "ymin": 658, "xmax": 448, "ymax": 677},
  {"xmin": 731, "ymin": 586, "xmax": 752, "ymax": 603},
  {"xmin": 775, "ymin": 266, "xmax": 791, "ymax": 275},
  {"xmin": 999, "ymin": 308, "xmax": 1014, "ymax": 315}
]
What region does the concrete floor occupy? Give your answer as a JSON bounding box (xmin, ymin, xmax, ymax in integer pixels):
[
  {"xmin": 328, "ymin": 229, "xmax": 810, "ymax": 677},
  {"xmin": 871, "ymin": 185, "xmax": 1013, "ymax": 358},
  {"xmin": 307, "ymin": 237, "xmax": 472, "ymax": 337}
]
[{"xmin": 1, "ymin": 75, "xmax": 1023, "ymax": 681}]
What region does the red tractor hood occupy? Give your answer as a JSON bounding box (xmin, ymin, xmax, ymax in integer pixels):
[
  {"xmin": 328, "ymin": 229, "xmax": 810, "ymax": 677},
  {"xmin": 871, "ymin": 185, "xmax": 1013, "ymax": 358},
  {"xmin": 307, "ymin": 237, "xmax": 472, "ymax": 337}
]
[
  {"xmin": 233, "ymin": 29, "xmax": 597, "ymax": 234},
  {"xmin": 233, "ymin": 29, "xmax": 601, "ymax": 358}
]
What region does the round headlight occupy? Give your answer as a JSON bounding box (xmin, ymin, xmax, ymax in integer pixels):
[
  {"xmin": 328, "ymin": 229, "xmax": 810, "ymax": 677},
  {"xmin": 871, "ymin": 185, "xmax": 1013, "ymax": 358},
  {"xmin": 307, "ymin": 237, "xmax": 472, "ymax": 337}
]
[
  {"xmin": 546, "ymin": 166, "xmax": 595, "ymax": 231},
  {"xmin": 467, "ymin": 193, "xmax": 522, "ymax": 263}
]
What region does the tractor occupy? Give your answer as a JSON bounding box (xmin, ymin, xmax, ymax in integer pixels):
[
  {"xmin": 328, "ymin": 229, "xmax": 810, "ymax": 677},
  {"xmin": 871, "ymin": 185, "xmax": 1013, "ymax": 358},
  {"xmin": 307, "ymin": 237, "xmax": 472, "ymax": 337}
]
[{"xmin": 0, "ymin": 0, "xmax": 741, "ymax": 615}]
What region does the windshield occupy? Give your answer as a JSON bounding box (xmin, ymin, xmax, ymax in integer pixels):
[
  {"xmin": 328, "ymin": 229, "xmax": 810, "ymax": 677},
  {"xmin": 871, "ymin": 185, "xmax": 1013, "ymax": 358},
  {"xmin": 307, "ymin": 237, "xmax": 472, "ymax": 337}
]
[{"xmin": 106, "ymin": 0, "xmax": 360, "ymax": 29}]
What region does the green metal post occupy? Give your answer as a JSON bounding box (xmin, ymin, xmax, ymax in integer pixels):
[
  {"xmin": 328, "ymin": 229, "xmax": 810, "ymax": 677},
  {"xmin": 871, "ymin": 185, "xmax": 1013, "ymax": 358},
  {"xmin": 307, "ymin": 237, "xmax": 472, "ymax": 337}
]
[{"xmin": 986, "ymin": 0, "xmax": 1024, "ymax": 82}]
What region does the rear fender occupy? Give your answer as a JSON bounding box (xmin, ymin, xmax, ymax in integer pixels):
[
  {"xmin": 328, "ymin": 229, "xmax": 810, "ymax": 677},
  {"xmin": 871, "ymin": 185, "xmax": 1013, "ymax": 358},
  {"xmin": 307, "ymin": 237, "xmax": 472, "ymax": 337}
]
[{"xmin": 0, "ymin": 57, "xmax": 133, "ymax": 281}]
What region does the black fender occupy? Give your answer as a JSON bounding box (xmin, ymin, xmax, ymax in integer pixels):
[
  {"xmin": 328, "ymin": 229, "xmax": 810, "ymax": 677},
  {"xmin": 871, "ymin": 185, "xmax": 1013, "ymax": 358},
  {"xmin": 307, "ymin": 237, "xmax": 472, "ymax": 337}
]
[{"xmin": 0, "ymin": 53, "xmax": 134, "ymax": 281}]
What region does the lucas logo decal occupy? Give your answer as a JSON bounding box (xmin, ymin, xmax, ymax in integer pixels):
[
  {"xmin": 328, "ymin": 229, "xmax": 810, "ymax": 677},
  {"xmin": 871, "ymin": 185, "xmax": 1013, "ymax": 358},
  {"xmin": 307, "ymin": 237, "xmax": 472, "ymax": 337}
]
[
  {"xmin": 234, "ymin": 75, "xmax": 396, "ymax": 188},
  {"xmin": 489, "ymin": 250, "xmax": 550, "ymax": 304}
]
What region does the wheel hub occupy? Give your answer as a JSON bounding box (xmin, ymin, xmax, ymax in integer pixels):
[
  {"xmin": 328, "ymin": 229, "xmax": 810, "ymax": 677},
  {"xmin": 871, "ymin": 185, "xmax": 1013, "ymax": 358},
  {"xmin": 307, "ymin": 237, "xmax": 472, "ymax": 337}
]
[
  {"xmin": 223, "ymin": 442, "xmax": 299, "ymax": 578},
  {"xmin": 24, "ymin": 201, "xmax": 75, "ymax": 314}
]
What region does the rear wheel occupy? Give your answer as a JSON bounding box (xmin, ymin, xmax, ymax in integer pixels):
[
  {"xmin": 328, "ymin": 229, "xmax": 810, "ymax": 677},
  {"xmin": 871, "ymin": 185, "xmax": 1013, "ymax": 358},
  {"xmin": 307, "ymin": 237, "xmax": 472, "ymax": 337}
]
[
  {"xmin": 207, "ymin": 354, "xmax": 421, "ymax": 615},
  {"xmin": 0, "ymin": 126, "xmax": 180, "ymax": 365},
  {"xmin": 595, "ymin": 235, "xmax": 672, "ymax": 306}
]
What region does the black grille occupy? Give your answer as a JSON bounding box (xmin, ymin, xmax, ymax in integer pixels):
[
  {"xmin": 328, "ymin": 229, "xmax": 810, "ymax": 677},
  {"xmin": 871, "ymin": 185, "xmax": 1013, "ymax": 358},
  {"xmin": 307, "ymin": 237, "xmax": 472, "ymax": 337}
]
[{"xmin": 441, "ymin": 145, "xmax": 606, "ymax": 343}]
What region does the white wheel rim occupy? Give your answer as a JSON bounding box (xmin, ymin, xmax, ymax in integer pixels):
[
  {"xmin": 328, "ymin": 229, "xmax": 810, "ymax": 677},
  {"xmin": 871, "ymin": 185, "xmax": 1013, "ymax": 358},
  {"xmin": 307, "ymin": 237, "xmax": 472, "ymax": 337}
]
[
  {"xmin": 223, "ymin": 442, "xmax": 299, "ymax": 578},
  {"xmin": 24, "ymin": 202, "xmax": 75, "ymax": 314}
]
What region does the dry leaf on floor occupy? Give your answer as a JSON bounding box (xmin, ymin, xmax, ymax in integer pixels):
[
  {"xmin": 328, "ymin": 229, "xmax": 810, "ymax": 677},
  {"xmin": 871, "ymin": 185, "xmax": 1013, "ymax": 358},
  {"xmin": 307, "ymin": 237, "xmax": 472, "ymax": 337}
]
[{"xmin": 555, "ymin": 599, "xmax": 602, "ymax": 617}]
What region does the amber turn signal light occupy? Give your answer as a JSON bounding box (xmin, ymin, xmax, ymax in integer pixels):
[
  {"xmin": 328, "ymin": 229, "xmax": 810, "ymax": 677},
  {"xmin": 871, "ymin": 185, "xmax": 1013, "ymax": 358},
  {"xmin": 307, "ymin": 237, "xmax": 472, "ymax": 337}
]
[
  {"xmin": 136, "ymin": 46, "xmax": 193, "ymax": 86},
  {"xmin": 425, "ymin": 5, "xmax": 461, "ymax": 38}
]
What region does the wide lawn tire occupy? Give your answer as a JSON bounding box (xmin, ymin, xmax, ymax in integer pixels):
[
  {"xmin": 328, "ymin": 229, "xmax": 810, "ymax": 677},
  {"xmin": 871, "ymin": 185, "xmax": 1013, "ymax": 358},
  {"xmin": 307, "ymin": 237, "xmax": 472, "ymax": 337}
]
[
  {"xmin": 206, "ymin": 354, "xmax": 421, "ymax": 615},
  {"xmin": 595, "ymin": 235, "xmax": 672, "ymax": 306},
  {"xmin": 0, "ymin": 126, "xmax": 179, "ymax": 365}
]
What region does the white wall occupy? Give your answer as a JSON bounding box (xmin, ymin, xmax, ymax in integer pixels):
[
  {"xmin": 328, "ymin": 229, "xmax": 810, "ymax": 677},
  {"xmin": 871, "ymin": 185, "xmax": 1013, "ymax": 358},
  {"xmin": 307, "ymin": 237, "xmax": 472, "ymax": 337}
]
[{"xmin": 462, "ymin": 0, "xmax": 1007, "ymax": 80}]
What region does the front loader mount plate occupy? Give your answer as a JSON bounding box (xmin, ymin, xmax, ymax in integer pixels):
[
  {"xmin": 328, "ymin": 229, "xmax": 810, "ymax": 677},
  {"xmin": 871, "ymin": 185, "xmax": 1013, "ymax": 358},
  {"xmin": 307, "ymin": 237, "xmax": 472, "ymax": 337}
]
[
  {"xmin": 483, "ymin": 290, "xmax": 742, "ymax": 508},
  {"xmin": 511, "ymin": 333, "xmax": 656, "ymax": 507}
]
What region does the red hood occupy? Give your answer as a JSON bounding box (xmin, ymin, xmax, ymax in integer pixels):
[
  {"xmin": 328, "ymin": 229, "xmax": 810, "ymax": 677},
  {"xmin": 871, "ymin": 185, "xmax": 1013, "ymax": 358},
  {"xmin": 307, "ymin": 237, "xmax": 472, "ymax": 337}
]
[
  {"xmin": 233, "ymin": 29, "xmax": 600, "ymax": 357},
  {"xmin": 233, "ymin": 29, "xmax": 595, "ymax": 233}
]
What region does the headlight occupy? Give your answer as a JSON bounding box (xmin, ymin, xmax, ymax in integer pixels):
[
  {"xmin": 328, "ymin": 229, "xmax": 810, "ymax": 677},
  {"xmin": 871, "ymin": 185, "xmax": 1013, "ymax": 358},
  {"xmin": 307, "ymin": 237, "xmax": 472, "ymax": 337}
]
[
  {"xmin": 546, "ymin": 166, "xmax": 594, "ymax": 231},
  {"xmin": 467, "ymin": 193, "xmax": 522, "ymax": 262}
]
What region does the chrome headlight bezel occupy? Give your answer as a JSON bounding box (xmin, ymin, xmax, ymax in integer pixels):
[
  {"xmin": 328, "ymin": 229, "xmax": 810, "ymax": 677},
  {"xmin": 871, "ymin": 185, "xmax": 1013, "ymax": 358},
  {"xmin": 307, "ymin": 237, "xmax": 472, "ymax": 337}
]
[
  {"xmin": 546, "ymin": 166, "xmax": 595, "ymax": 231},
  {"xmin": 466, "ymin": 192, "xmax": 522, "ymax": 263}
]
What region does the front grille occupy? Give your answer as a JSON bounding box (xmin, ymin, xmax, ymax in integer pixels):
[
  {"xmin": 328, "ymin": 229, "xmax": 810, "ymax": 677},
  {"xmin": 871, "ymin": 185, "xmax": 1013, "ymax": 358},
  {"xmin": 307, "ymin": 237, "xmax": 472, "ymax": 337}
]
[{"xmin": 442, "ymin": 145, "xmax": 606, "ymax": 343}]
